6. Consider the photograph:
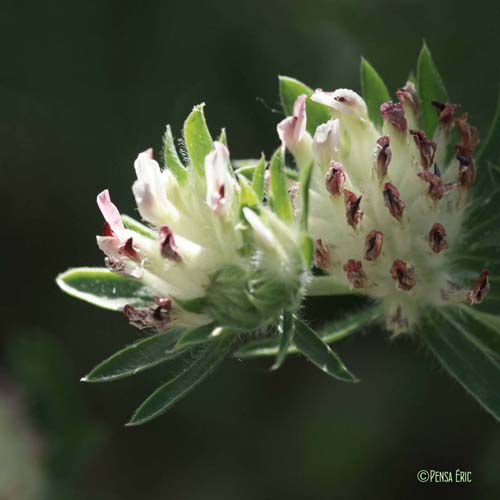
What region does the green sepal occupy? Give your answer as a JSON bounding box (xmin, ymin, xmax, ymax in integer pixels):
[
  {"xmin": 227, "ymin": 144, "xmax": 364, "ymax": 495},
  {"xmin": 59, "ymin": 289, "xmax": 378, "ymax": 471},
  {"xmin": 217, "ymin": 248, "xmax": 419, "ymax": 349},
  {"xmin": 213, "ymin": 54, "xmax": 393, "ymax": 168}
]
[
  {"xmin": 217, "ymin": 128, "xmax": 228, "ymax": 146},
  {"xmin": 234, "ymin": 305, "xmax": 381, "ymax": 359},
  {"xmin": 360, "ymin": 58, "xmax": 391, "ymax": 129},
  {"xmin": 175, "ymin": 323, "xmax": 236, "ymax": 350},
  {"xmin": 127, "ymin": 336, "xmax": 233, "ymax": 426},
  {"xmin": 292, "ymin": 317, "xmax": 358, "ymax": 382},
  {"xmin": 56, "ymin": 267, "xmax": 153, "ymax": 311},
  {"xmin": 121, "ymin": 214, "xmax": 155, "ymax": 239},
  {"xmin": 416, "ymin": 42, "xmax": 448, "ymax": 138},
  {"xmin": 183, "ymin": 103, "xmax": 213, "ymax": 176},
  {"xmin": 279, "ymin": 76, "xmax": 331, "ymax": 135},
  {"xmin": 251, "ymin": 154, "xmax": 266, "ymax": 201},
  {"xmin": 421, "ymin": 307, "xmax": 500, "ymax": 421},
  {"xmin": 173, "ymin": 296, "xmax": 208, "ymax": 314},
  {"xmin": 300, "ymin": 233, "xmax": 314, "ymax": 268},
  {"xmin": 238, "ymin": 176, "xmax": 260, "ymax": 208},
  {"xmin": 271, "ymin": 311, "xmax": 295, "ymax": 370},
  {"xmin": 163, "ymin": 125, "xmax": 189, "ymax": 184},
  {"xmin": 269, "ymin": 148, "xmax": 293, "ymax": 222},
  {"xmin": 82, "ymin": 329, "xmax": 182, "ymax": 383},
  {"xmin": 299, "ymin": 161, "xmax": 313, "ymax": 231}
]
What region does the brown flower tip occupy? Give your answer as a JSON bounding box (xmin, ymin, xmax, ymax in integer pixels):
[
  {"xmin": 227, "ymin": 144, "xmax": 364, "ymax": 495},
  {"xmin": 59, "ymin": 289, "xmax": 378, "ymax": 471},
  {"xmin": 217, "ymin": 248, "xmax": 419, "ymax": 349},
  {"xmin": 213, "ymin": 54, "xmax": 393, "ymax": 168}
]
[
  {"xmin": 390, "ymin": 259, "xmax": 416, "ymax": 291},
  {"xmin": 380, "ymin": 101, "xmax": 407, "ymax": 133},
  {"xmin": 325, "ymin": 161, "xmax": 346, "ymax": 196},
  {"xmin": 467, "ymin": 269, "xmax": 490, "ymax": 305},
  {"xmin": 122, "ymin": 238, "xmax": 139, "ymax": 260},
  {"xmin": 456, "ymin": 154, "xmax": 476, "ymax": 189},
  {"xmin": 343, "ymin": 259, "xmax": 366, "ymax": 288},
  {"xmin": 390, "ymin": 304, "xmax": 409, "ymax": 332},
  {"xmin": 409, "ymin": 129, "xmax": 437, "ymax": 169},
  {"xmin": 124, "ymin": 297, "xmax": 172, "ymax": 331},
  {"xmin": 431, "ymin": 100, "xmax": 460, "ymax": 131},
  {"xmin": 160, "ymin": 225, "xmax": 182, "ymax": 262},
  {"xmin": 417, "ymin": 165, "xmax": 455, "ymax": 201},
  {"xmin": 396, "ymin": 83, "xmax": 420, "ymax": 114},
  {"xmin": 343, "ymin": 189, "xmax": 363, "ymax": 228},
  {"xmin": 456, "ymin": 113, "xmax": 480, "ymax": 155},
  {"xmin": 383, "ymin": 182, "xmax": 405, "ymax": 220},
  {"xmin": 417, "ymin": 169, "xmax": 443, "ymax": 200},
  {"xmin": 374, "ymin": 136, "xmax": 391, "ymax": 178},
  {"xmin": 428, "ymin": 223, "xmax": 448, "ymax": 253},
  {"xmin": 364, "ymin": 230, "xmax": 384, "ymax": 261},
  {"xmin": 314, "ymin": 238, "xmax": 331, "ymax": 270}
]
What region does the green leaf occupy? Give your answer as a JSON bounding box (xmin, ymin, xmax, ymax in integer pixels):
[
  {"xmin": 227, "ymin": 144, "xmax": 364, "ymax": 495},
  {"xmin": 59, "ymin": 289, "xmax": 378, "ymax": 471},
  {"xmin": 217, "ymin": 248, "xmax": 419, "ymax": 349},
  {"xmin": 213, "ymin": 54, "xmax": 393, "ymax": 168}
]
[
  {"xmin": 417, "ymin": 42, "xmax": 448, "ymax": 138},
  {"xmin": 56, "ymin": 268, "xmax": 153, "ymax": 311},
  {"xmin": 299, "ymin": 161, "xmax": 313, "ymax": 231},
  {"xmin": 251, "ymin": 154, "xmax": 266, "ymax": 201},
  {"xmin": 293, "ymin": 318, "xmax": 358, "ymax": 382},
  {"xmin": 360, "ymin": 58, "xmax": 391, "ymax": 128},
  {"xmin": 176, "ymin": 323, "xmax": 236, "ymax": 350},
  {"xmin": 183, "ymin": 103, "xmax": 213, "ymax": 176},
  {"xmin": 271, "ymin": 312, "xmax": 295, "ymax": 370},
  {"xmin": 163, "ymin": 125, "xmax": 188, "ymax": 184},
  {"xmin": 83, "ymin": 329, "xmax": 182, "ymax": 383},
  {"xmin": 421, "ymin": 308, "xmax": 500, "ymax": 421},
  {"xmin": 476, "ymin": 87, "xmax": 500, "ymax": 178},
  {"xmin": 279, "ymin": 76, "xmax": 331, "ymax": 135},
  {"xmin": 269, "ymin": 148, "xmax": 292, "ymax": 222},
  {"xmin": 458, "ymin": 305, "xmax": 500, "ymax": 358},
  {"xmin": 127, "ymin": 336, "xmax": 233, "ymax": 426},
  {"xmin": 234, "ymin": 305, "xmax": 381, "ymax": 359},
  {"xmin": 121, "ymin": 214, "xmax": 155, "ymax": 239}
]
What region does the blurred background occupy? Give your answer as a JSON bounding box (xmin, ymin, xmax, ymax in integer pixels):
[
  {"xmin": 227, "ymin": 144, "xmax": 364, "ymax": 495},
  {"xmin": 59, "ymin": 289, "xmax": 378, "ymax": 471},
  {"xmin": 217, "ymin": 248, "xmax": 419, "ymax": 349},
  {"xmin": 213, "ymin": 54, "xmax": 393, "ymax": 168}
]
[{"xmin": 1, "ymin": 0, "xmax": 500, "ymax": 498}]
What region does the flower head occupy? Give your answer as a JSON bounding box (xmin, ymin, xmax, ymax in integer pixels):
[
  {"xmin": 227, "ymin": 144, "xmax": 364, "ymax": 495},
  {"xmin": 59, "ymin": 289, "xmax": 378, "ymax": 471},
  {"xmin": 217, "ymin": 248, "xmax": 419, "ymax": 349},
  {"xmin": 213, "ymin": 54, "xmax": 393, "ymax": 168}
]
[{"xmin": 281, "ymin": 62, "xmax": 492, "ymax": 336}]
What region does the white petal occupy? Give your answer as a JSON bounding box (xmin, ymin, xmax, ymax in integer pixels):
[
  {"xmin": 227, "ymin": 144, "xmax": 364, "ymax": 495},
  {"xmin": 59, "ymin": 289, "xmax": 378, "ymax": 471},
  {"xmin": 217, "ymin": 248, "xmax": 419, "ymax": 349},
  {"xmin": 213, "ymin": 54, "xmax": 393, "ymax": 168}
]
[
  {"xmin": 312, "ymin": 89, "xmax": 367, "ymax": 119},
  {"xmin": 312, "ymin": 119, "xmax": 340, "ymax": 168}
]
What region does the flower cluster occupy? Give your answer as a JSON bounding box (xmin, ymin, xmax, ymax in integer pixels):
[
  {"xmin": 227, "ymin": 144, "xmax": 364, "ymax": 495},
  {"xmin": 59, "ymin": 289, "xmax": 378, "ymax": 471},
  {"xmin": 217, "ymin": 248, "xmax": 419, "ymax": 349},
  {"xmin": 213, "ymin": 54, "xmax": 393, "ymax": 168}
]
[
  {"xmin": 279, "ymin": 80, "xmax": 489, "ymax": 334},
  {"xmin": 58, "ymin": 44, "xmax": 500, "ymax": 424}
]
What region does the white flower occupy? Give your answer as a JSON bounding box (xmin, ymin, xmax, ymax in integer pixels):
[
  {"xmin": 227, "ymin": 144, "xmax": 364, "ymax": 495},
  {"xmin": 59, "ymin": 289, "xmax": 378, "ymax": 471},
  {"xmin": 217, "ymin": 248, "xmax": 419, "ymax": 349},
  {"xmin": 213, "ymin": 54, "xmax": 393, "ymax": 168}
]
[
  {"xmin": 283, "ymin": 88, "xmax": 489, "ymax": 334},
  {"xmin": 93, "ymin": 126, "xmax": 306, "ymax": 332}
]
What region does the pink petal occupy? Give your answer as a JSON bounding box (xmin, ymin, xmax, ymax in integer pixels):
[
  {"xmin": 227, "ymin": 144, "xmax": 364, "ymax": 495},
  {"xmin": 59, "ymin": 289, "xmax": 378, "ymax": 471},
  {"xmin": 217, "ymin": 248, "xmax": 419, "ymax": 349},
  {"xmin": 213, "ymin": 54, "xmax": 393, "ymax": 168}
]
[{"xmin": 96, "ymin": 190, "xmax": 126, "ymax": 238}]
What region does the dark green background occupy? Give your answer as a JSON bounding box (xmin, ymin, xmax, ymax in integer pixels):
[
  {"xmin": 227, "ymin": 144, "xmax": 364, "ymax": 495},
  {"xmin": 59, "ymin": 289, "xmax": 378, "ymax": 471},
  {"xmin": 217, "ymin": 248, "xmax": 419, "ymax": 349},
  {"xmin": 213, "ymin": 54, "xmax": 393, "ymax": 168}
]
[{"xmin": 1, "ymin": 0, "xmax": 500, "ymax": 498}]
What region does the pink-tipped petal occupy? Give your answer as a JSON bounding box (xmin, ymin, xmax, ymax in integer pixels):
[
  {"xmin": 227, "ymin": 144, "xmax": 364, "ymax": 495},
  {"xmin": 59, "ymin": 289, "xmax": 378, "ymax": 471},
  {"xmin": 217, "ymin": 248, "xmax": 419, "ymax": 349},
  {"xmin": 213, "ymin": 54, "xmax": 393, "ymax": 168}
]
[
  {"xmin": 96, "ymin": 190, "xmax": 125, "ymax": 238},
  {"xmin": 277, "ymin": 94, "xmax": 307, "ymax": 149},
  {"xmin": 205, "ymin": 141, "xmax": 233, "ymax": 214}
]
